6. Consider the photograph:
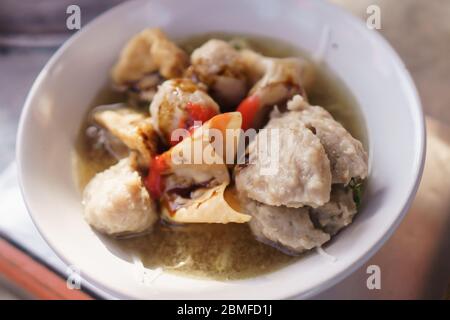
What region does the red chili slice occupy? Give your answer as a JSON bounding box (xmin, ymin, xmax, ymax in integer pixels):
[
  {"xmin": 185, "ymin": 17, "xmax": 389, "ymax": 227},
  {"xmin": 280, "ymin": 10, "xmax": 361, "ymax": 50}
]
[
  {"xmin": 145, "ymin": 154, "xmax": 169, "ymax": 199},
  {"xmin": 236, "ymin": 95, "xmax": 260, "ymax": 130}
]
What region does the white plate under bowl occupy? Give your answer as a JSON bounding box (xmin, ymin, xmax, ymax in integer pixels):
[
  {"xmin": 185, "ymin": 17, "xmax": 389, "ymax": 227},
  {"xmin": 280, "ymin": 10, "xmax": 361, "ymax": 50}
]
[{"xmin": 17, "ymin": 0, "xmax": 425, "ymax": 299}]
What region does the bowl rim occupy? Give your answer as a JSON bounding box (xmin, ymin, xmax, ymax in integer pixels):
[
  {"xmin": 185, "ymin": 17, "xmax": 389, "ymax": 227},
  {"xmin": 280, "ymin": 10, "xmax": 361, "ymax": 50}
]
[{"xmin": 16, "ymin": 0, "xmax": 426, "ymax": 299}]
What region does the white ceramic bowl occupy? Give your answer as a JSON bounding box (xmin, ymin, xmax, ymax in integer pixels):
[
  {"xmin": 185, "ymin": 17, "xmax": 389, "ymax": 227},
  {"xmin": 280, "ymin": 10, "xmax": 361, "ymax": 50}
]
[{"xmin": 17, "ymin": 0, "xmax": 425, "ymax": 299}]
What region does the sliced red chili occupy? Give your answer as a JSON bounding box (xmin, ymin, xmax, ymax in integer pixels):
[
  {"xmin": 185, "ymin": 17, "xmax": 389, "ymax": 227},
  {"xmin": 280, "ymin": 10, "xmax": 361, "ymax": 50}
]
[
  {"xmin": 236, "ymin": 95, "xmax": 260, "ymax": 130},
  {"xmin": 171, "ymin": 103, "xmax": 218, "ymax": 146},
  {"xmin": 145, "ymin": 154, "xmax": 169, "ymax": 199}
]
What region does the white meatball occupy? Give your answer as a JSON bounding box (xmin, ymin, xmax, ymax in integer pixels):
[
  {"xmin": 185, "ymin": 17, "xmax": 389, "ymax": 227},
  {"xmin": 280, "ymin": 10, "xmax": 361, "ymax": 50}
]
[
  {"xmin": 235, "ymin": 112, "xmax": 332, "ymax": 208},
  {"xmin": 82, "ymin": 156, "xmax": 158, "ymax": 236},
  {"xmin": 287, "ymin": 95, "xmax": 369, "ymax": 184},
  {"xmin": 312, "ymin": 185, "xmax": 357, "ymax": 235},
  {"xmin": 239, "ymin": 196, "xmax": 330, "ymax": 254},
  {"xmin": 149, "ymin": 79, "xmax": 220, "ymax": 145}
]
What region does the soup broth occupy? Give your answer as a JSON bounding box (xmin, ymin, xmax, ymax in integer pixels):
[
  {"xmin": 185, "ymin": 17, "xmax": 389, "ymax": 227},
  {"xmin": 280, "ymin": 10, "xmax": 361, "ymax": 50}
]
[{"xmin": 73, "ymin": 33, "xmax": 367, "ymax": 280}]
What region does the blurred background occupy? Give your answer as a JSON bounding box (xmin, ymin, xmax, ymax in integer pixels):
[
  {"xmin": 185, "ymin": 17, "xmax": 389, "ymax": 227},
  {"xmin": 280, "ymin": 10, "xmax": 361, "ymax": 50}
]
[{"xmin": 0, "ymin": 0, "xmax": 448, "ymax": 299}]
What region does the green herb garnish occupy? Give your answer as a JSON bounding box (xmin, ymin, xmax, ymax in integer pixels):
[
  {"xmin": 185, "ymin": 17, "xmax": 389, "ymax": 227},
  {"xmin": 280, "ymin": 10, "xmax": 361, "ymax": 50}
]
[{"xmin": 349, "ymin": 178, "xmax": 363, "ymax": 209}]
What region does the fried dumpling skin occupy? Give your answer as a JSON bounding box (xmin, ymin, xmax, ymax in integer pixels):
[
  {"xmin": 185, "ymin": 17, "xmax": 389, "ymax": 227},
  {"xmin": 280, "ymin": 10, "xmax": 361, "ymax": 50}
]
[
  {"xmin": 236, "ymin": 49, "xmax": 310, "ymax": 129},
  {"xmin": 158, "ymin": 112, "xmax": 251, "ymax": 224},
  {"xmin": 111, "ymin": 28, "xmax": 189, "ymax": 104},
  {"xmin": 163, "ymin": 183, "xmax": 251, "ymax": 224},
  {"xmin": 188, "ymin": 39, "xmax": 248, "ymax": 110},
  {"xmin": 242, "ymin": 50, "xmax": 307, "ymax": 101},
  {"xmin": 112, "ymin": 28, "xmax": 188, "ymax": 84},
  {"xmin": 93, "ymin": 107, "xmax": 158, "ymax": 168}
]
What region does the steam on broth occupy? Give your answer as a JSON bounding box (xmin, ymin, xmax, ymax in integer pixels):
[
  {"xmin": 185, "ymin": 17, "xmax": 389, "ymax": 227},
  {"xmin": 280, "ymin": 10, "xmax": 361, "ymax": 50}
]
[{"xmin": 74, "ymin": 33, "xmax": 367, "ymax": 280}]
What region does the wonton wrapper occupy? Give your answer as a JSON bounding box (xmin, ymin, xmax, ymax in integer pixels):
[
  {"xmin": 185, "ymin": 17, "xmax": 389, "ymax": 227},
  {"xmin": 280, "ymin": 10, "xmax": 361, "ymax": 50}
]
[
  {"xmin": 161, "ymin": 112, "xmax": 251, "ymax": 223},
  {"xmin": 166, "ymin": 112, "xmax": 242, "ymax": 184},
  {"xmin": 162, "ymin": 183, "xmax": 251, "ymax": 223},
  {"xmin": 93, "ymin": 107, "xmax": 158, "ymax": 167}
]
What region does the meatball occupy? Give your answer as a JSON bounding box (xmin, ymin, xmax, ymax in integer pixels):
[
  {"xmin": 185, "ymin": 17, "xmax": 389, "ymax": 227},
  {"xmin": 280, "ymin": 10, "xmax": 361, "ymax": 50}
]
[
  {"xmin": 189, "ymin": 39, "xmax": 248, "ymax": 110},
  {"xmin": 286, "ymin": 95, "xmax": 369, "ymax": 184},
  {"xmin": 149, "ymin": 79, "xmax": 220, "ymax": 145},
  {"xmin": 311, "ymin": 185, "xmax": 357, "ymax": 235},
  {"xmin": 235, "ymin": 111, "xmax": 332, "ymax": 208},
  {"xmin": 239, "ymin": 196, "xmax": 330, "ymax": 254},
  {"xmin": 82, "ymin": 156, "xmax": 158, "ymax": 236}
]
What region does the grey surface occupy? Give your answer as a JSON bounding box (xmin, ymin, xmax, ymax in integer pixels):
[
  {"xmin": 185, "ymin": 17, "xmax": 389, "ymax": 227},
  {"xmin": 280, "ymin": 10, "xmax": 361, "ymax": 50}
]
[
  {"xmin": 0, "ymin": 47, "xmax": 53, "ymax": 170},
  {"xmin": 0, "ymin": 0, "xmax": 125, "ymax": 35},
  {"xmin": 0, "ymin": 0, "xmax": 448, "ymax": 299}
]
